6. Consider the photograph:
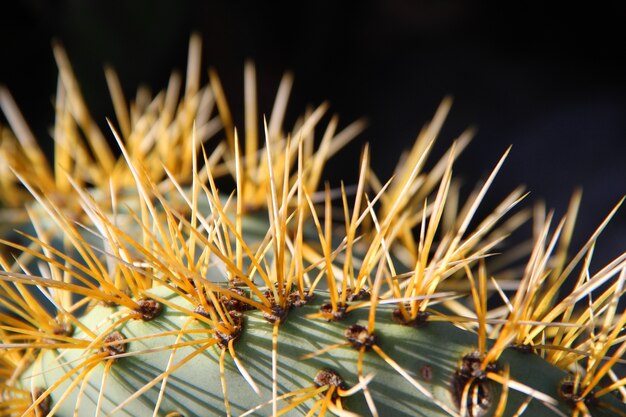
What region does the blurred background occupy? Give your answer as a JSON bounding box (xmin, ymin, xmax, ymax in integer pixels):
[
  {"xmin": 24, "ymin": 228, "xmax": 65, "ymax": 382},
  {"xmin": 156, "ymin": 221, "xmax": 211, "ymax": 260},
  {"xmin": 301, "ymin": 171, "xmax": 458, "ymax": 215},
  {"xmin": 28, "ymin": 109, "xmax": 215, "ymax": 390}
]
[{"xmin": 2, "ymin": 0, "xmax": 625, "ymax": 268}]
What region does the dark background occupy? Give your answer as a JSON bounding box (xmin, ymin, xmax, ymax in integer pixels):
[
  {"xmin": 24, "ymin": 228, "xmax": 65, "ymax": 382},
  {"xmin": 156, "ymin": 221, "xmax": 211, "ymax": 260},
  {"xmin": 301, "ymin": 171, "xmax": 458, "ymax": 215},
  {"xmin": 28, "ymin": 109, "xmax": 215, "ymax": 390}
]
[{"xmin": 2, "ymin": 1, "xmax": 625, "ymax": 269}]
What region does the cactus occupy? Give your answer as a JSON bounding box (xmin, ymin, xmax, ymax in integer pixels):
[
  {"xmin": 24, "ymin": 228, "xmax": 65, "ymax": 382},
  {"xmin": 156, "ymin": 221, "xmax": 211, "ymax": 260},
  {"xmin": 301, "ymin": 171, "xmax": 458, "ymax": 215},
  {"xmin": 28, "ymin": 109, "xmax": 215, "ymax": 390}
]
[{"xmin": 1, "ymin": 35, "xmax": 625, "ymax": 417}]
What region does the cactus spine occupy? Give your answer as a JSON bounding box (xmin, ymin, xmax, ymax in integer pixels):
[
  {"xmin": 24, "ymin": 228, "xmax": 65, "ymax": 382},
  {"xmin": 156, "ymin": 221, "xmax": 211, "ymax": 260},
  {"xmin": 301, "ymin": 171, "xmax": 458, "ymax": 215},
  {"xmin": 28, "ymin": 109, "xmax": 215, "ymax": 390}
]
[{"xmin": 1, "ymin": 35, "xmax": 625, "ymax": 417}]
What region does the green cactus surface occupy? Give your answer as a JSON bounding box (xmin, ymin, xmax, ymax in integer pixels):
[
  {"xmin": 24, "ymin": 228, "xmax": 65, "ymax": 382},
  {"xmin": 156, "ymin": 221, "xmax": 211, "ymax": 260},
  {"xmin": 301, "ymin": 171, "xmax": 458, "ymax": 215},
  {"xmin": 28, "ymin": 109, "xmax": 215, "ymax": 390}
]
[{"xmin": 16, "ymin": 284, "xmax": 625, "ymax": 417}]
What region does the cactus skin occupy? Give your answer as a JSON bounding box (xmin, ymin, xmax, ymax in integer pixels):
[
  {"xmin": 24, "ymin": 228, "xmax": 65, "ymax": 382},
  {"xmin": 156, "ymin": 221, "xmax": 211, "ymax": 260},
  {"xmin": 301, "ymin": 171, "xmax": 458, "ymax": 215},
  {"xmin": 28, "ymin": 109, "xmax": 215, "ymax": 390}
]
[
  {"xmin": 18, "ymin": 285, "xmax": 625, "ymax": 417},
  {"xmin": 24, "ymin": 286, "xmax": 466, "ymax": 416},
  {"xmin": 2, "ymin": 35, "xmax": 626, "ymax": 417}
]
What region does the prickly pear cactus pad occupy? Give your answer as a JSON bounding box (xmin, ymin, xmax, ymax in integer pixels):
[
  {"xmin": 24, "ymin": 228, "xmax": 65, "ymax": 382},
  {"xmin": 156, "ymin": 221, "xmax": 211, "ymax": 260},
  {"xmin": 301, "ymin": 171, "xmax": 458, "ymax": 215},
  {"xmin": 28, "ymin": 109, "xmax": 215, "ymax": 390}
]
[{"xmin": 1, "ymin": 35, "xmax": 625, "ymax": 417}]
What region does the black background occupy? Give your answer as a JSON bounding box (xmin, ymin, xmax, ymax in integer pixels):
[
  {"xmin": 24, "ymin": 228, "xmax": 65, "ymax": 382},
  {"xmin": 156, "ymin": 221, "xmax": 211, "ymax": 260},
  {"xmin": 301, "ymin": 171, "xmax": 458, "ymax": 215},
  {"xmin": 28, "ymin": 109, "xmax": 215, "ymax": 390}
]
[{"xmin": 2, "ymin": 1, "xmax": 625, "ymax": 269}]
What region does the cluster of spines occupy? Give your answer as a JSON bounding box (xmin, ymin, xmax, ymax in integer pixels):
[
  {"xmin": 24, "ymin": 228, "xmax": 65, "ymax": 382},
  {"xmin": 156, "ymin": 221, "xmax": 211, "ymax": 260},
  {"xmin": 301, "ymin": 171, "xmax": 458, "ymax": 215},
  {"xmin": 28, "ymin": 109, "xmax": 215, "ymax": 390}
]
[{"xmin": 0, "ymin": 34, "xmax": 624, "ymax": 417}]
